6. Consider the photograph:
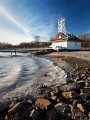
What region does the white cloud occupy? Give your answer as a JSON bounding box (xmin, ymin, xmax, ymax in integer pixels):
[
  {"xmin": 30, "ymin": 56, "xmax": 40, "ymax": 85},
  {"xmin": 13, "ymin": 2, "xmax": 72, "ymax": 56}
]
[{"xmin": 0, "ymin": 28, "xmax": 33, "ymax": 45}]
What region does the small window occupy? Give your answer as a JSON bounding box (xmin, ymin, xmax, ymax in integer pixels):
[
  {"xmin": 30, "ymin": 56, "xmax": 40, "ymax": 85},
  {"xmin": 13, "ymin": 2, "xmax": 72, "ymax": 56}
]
[
  {"xmin": 59, "ymin": 36, "xmax": 61, "ymax": 39},
  {"xmin": 75, "ymin": 42, "xmax": 77, "ymax": 46}
]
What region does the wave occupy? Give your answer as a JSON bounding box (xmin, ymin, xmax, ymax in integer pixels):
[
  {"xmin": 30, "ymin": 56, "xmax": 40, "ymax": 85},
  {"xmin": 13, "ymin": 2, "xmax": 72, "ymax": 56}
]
[{"xmin": 0, "ymin": 54, "xmax": 67, "ymax": 98}]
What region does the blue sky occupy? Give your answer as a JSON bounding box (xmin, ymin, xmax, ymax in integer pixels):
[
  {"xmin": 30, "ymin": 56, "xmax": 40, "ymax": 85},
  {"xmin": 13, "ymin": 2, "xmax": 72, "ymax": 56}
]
[{"xmin": 0, "ymin": 0, "xmax": 90, "ymax": 45}]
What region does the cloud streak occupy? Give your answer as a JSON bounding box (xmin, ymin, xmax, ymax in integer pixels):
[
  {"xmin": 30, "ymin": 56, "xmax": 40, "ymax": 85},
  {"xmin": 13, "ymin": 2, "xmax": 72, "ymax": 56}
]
[
  {"xmin": 0, "ymin": 5, "xmax": 30, "ymax": 37},
  {"xmin": 0, "ymin": 3, "xmax": 56, "ymax": 44}
]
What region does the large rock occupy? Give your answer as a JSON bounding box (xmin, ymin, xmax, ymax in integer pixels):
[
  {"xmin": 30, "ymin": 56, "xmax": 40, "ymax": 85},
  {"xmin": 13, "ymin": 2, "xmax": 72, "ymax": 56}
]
[
  {"xmin": 77, "ymin": 103, "xmax": 86, "ymax": 113},
  {"xmin": 72, "ymin": 99, "xmax": 82, "ymax": 106},
  {"xmin": 8, "ymin": 102, "xmax": 22, "ymax": 115},
  {"xmin": 55, "ymin": 103, "xmax": 65, "ymax": 113},
  {"xmin": 80, "ymin": 93, "xmax": 88, "ymax": 102},
  {"xmin": 71, "ymin": 107, "xmax": 87, "ymax": 120},
  {"xmin": 81, "ymin": 88, "xmax": 90, "ymax": 94},
  {"xmin": 30, "ymin": 109, "xmax": 39, "ymax": 120},
  {"xmin": 46, "ymin": 108, "xmax": 58, "ymax": 120},
  {"xmin": 0, "ymin": 103, "xmax": 9, "ymax": 113},
  {"xmin": 35, "ymin": 98, "xmax": 52, "ymax": 110},
  {"xmin": 59, "ymin": 83, "xmax": 82, "ymax": 92},
  {"xmin": 62, "ymin": 91, "xmax": 78, "ymax": 99}
]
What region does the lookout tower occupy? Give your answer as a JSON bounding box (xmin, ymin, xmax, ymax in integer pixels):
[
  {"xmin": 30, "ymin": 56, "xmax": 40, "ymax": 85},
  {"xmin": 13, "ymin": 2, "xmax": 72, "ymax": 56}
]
[
  {"xmin": 51, "ymin": 15, "xmax": 81, "ymax": 51},
  {"xmin": 58, "ymin": 17, "xmax": 66, "ymax": 35}
]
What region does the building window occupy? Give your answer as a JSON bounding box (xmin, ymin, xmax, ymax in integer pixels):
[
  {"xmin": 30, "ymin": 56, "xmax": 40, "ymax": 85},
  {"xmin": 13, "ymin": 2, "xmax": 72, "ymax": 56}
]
[
  {"xmin": 59, "ymin": 36, "xmax": 61, "ymax": 39},
  {"xmin": 75, "ymin": 42, "xmax": 77, "ymax": 46}
]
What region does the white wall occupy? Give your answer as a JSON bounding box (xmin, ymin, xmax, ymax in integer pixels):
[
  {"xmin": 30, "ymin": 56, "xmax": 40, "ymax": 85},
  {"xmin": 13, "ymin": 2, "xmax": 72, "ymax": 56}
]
[
  {"xmin": 52, "ymin": 41, "xmax": 81, "ymax": 50},
  {"xmin": 52, "ymin": 41, "xmax": 67, "ymax": 50},
  {"xmin": 67, "ymin": 41, "xmax": 81, "ymax": 50}
]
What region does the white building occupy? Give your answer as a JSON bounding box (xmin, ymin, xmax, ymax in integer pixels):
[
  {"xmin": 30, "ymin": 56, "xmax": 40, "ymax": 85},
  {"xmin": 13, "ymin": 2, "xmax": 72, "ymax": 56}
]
[{"xmin": 51, "ymin": 17, "xmax": 81, "ymax": 51}]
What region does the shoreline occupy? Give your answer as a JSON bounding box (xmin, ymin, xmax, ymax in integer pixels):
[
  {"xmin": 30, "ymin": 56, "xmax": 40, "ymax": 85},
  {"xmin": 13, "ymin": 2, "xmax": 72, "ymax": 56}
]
[
  {"xmin": 0, "ymin": 51, "xmax": 90, "ymax": 120},
  {"xmin": 45, "ymin": 52, "xmax": 90, "ymax": 83}
]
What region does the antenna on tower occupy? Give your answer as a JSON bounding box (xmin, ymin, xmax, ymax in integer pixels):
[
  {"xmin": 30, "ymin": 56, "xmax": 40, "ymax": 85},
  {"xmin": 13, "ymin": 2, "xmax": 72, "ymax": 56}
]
[
  {"xmin": 58, "ymin": 16, "xmax": 66, "ymax": 35},
  {"xmin": 59, "ymin": 10, "xmax": 60, "ymax": 18}
]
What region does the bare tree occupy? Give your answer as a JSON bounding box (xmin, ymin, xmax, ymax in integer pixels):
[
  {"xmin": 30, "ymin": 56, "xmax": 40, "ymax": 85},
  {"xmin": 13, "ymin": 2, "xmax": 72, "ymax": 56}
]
[
  {"xmin": 78, "ymin": 33, "xmax": 90, "ymax": 48},
  {"xmin": 34, "ymin": 36, "xmax": 40, "ymax": 53}
]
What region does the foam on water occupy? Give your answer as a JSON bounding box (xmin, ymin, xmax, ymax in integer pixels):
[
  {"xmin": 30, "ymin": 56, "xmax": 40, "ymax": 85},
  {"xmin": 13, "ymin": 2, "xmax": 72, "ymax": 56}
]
[{"xmin": 0, "ymin": 52, "xmax": 67, "ymax": 99}]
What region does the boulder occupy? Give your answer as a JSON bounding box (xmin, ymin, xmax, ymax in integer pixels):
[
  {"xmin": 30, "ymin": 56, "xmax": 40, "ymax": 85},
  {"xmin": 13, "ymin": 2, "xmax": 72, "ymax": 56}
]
[
  {"xmin": 0, "ymin": 103, "xmax": 9, "ymax": 113},
  {"xmin": 81, "ymin": 88, "xmax": 90, "ymax": 94},
  {"xmin": 72, "ymin": 99, "xmax": 82, "ymax": 106},
  {"xmin": 50, "ymin": 96, "xmax": 57, "ymax": 101},
  {"xmin": 80, "ymin": 93, "xmax": 88, "ymax": 102},
  {"xmin": 55, "ymin": 103, "xmax": 65, "ymax": 113},
  {"xmin": 35, "ymin": 98, "xmax": 52, "ymax": 110},
  {"xmin": 76, "ymin": 81, "xmax": 85, "ymax": 87},
  {"xmin": 8, "ymin": 102, "xmax": 22, "ymax": 115},
  {"xmin": 46, "ymin": 108, "xmax": 58, "ymax": 120},
  {"xmin": 30, "ymin": 109, "xmax": 39, "ymax": 120},
  {"xmin": 59, "ymin": 83, "xmax": 82, "ymax": 92},
  {"xmin": 62, "ymin": 91, "xmax": 78, "ymax": 99},
  {"xmin": 88, "ymin": 112, "xmax": 90, "ymax": 119},
  {"xmin": 77, "ymin": 103, "xmax": 86, "ymax": 113},
  {"xmin": 71, "ymin": 107, "xmax": 87, "ymax": 120}
]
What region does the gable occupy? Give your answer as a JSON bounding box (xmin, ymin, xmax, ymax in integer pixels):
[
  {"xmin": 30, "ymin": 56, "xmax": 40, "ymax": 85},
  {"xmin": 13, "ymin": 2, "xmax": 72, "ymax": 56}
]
[
  {"xmin": 53, "ymin": 32, "xmax": 67, "ymax": 41},
  {"xmin": 52, "ymin": 32, "xmax": 81, "ymax": 42}
]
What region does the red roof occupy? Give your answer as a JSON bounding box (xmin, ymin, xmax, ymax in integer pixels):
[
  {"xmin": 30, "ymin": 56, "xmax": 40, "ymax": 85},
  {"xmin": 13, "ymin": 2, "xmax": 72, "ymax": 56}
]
[{"xmin": 53, "ymin": 32, "xmax": 81, "ymax": 42}]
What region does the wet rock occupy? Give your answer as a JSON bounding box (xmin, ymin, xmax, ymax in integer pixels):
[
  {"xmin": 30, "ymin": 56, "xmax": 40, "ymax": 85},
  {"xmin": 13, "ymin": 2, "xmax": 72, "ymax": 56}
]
[
  {"xmin": 59, "ymin": 83, "xmax": 82, "ymax": 92},
  {"xmin": 81, "ymin": 88, "xmax": 90, "ymax": 94},
  {"xmin": 27, "ymin": 99, "xmax": 33, "ymax": 105},
  {"xmin": 56, "ymin": 97, "xmax": 62, "ymax": 103},
  {"xmin": 30, "ymin": 109, "xmax": 39, "ymax": 120},
  {"xmin": 52, "ymin": 86, "xmax": 60, "ymax": 95},
  {"xmin": 36, "ymin": 84, "xmax": 47, "ymax": 94},
  {"xmin": 88, "ymin": 112, "xmax": 90, "ymax": 119},
  {"xmin": 44, "ymin": 91, "xmax": 51, "ymax": 98},
  {"xmin": 85, "ymin": 100, "xmax": 90, "ymax": 111},
  {"xmin": 62, "ymin": 91, "xmax": 78, "ymax": 99},
  {"xmin": 14, "ymin": 106, "xmax": 29, "ymax": 120},
  {"xmin": 87, "ymin": 77, "xmax": 90, "ymax": 81},
  {"xmin": 8, "ymin": 102, "xmax": 22, "ymax": 115},
  {"xmin": 80, "ymin": 93, "xmax": 88, "ymax": 102},
  {"xmin": 5, "ymin": 115, "xmax": 9, "ymax": 120},
  {"xmin": 21, "ymin": 101, "xmax": 32, "ymax": 108},
  {"xmin": 76, "ymin": 81, "xmax": 85, "ymax": 87},
  {"xmin": 50, "ymin": 96, "xmax": 57, "ymax": 101},
  {"xmin": 72, "ymin": 99, "xmax": 82, "ymax": 106},
  {"xmin": 42, "ymin": 72, "xmax": 49, "ymax": 77},
  {"xmin": 55, "ymin": 103, "xmax": 66, "ymax": 113},
  {"xmin": 35, "ymin": 98, "xmax": 52, "ymax": 110},
  {"xmin": 71, "ymin": 107, "xmax": 87, "ymax": 120},
  {"xmin": 51, "ymin": 91, "xmax": 56, "ymax": 96},
  {"xmin": 0, "ymin": 102, "xmax": 9, "ymax": 113},
  {"xmin": 63, "ymin": 105, "xmax": 72, "ymax": 117},
  {"xmin": 46, "ymin": 108, "xmax": 58, "ymax": 120},
  {"xmin": 77, "ymin": 103, "xmax": 86, "ymax": 113},
  {"xmin": 9, "ymin": 101, "xmax": 18, "ymax": 109}
]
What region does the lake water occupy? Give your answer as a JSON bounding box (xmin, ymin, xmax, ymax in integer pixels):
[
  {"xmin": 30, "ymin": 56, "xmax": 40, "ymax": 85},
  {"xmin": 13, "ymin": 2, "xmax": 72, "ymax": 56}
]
[{"xmin": 0, "ymin": 52, "xmax": 67, "ymax": 99}]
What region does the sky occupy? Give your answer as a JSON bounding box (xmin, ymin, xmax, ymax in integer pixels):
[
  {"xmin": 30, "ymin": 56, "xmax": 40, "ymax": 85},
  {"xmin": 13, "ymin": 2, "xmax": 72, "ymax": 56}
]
[{"xmin": 0, "ymin": 0, "xmax": 90, "ymax": 45}]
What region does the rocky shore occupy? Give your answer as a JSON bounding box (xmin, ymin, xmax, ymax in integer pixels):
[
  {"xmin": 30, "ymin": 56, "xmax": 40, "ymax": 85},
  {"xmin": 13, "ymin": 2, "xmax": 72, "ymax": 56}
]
[{"xmin": 0, "ymin": 52, "xmax": 90, "ymax": 120}]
